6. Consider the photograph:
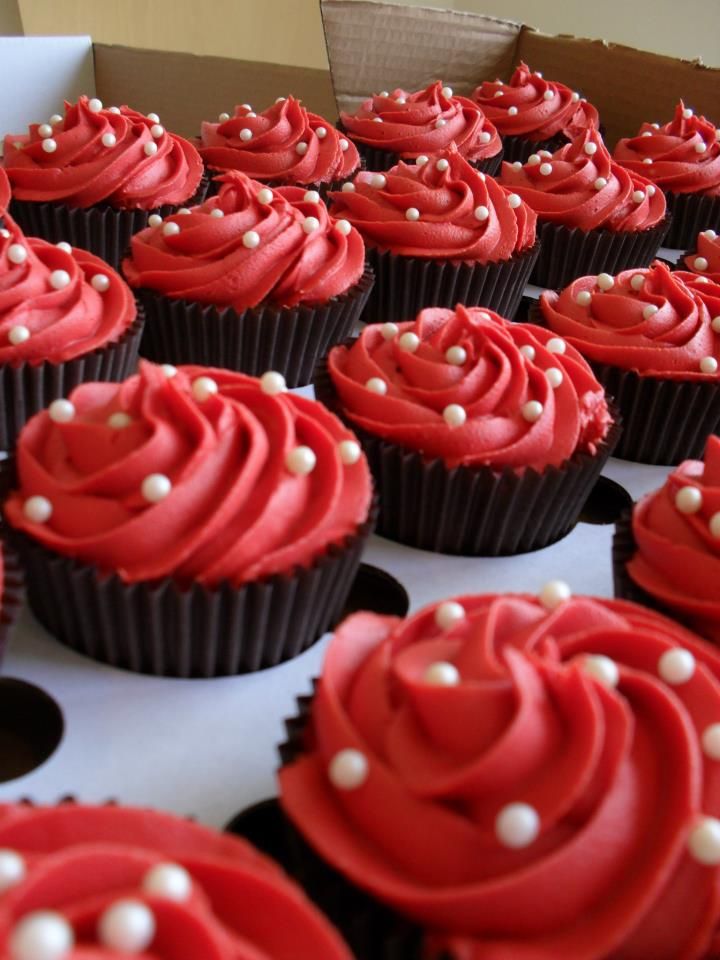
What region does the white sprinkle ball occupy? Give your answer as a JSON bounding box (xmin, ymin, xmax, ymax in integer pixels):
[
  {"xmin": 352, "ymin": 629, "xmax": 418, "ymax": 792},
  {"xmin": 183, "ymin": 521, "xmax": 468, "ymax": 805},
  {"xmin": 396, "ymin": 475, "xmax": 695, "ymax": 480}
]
[
  {"xmin": 91, "ymin": 274, "xmax": 110, "ymax": 292},
  {"xmin": 242, "ymin": 230, "xmax": 261, "ymax": 249},
  {"xmin": 370, "ymin": 173, "xmax": 386, "ymax": 188},
  {"xmin": 543, "ymin": 90, "xmax": 554, "ymax": 101},
  {"xmin": 446, "ymin": 345, "xmax": 467, "ymax": 365},
  {"xmin": 365, "ymin": 377, "xmax": 387, "ymax": 394},
  {"xmin": 147, "ymin": 112, "xmax": 160, "ymax": 123},
  {"xmin": 700, "ymin": 356, "xmax": 718, "ymax": 374},
  {"xmin": 539, "ymin": 162, "xmax": 552, "ymax": 175},
  {"xmin": 508, "ymin": 106, "xmax": 518, "ymax": 116},
  {"xmin": 108, "ymin": 412, "xmax": 132, "ymax": 429},
  {"xmin": 148, "ymin": 214, "xmax": 163, "ymax": 228},
  {"xmin": 218, "ymin": 112, "xmax": 230, "ymax": 122},
  {"xmin": 632, "ymin": 190, "xmax": 645, "ymax": 203},
  {"xmin": 576, "ymin": 290, "xmax": 592, "ymax": 306},
  {"xmin": 9, "ymin": 325, "xmax": 30, "ymax": 345},
  {"xmin": 142, "ymin": 863, "xmax": 192, "ymax": 902},
  {"xmin": 302, "ymin": 216, "xmax": 320, "ymax": 234},
  {"xmin": 647, "ymin": 185, "xmax": 656, "ymax": 196},
  {"xmin": 339, "ymin": 138, "xmax": 349, "ymax": 151},
  {"xmin": 688, "ymin": 817, "xmax": 720, "ymax": 865},
  {"xmin": 48, "ymin": 399, "xmax": 75, "ymax": 423},
  {"xmin": 424, "ymin": 661, "xmax": 460, "ymax": 686},
  {"xmin": 50, "ymin": 113, "xmax": 63, "ymax": 124},
  {"xmin": 398, "ymin": 332, "xmax": 420, "ymax": 352},
  {"xmin": 584, "ymin": 142, "xmax": 597, "ymax": 155},
  {"xmin": 101, "ymin": 132, "xmax": 116, "ymax": 148},
  {"xmin": 539, "ymin": 579, "xmax": 571, "ymax": 610},
  {"xmin": 88, "ymin": 97, "xmax": 102, "ymax": 112},
  {"xmin": 97, "ymin": 900, "xmax": 156, "ymax": 953},
  {"xmin": 443, "ymin": 403, "xmax": 467, "ymax": 427},
  {"xmin": 162, "ymin": 222, "xmax": 180, "ymax": 237},
  {"xmin": 441, "ymin": 85, "xmax": 453, "ymax": 97},
  {"xmin": 49, "ymin": 269, "xmax": 71, "ymax": 290},
  {"xmin": 495, "ymin": 803, "xmax": 540, "ymax": 849},
  {"xmin": 336, "ymin": 219, "xmax": 352, "ymax": 236},
  {"xmin": 150, "ymin": 124, "xmax": 164, "ymax": 139},
  {"xmin": 143, "ymin": 141, "xmax": 158, "ymax": 157},
  {"xmin": 583, "ymin": 654, "xmax": 619, "ymax": 689},
  {"xmin": 295, "ymin": 142, "xmax": 308, "ymax": 155},
  {"xmin": 416, "ymin": 155, "xmax": 429, "ymax": 166},
  {"xmin": 257, "ymin": 188, "xmax": 274, "ymax": 204},
  {"xmin": 474, "ymin": 205, "xmax": 489, "ymax": 222},
  {"xmin": 522, "ymin": 400, "xmax": 543, "ymax": 422},
  {"xmin": 435, "ymin": 117, "xmax": 447, "ymax": 128},
  {"xmin": 436, "ymin": 158, "xmax": 450, "ymax": 171},
  {"xmin": 260, "ymin": 371, "xmax": 287, "ymax": 395},
  {"xmin": 683, "ymin": 107, "xmax": 694, "ymax": 119},
  {"xmin": 7, "ymin": 244, "xmax": 27, "ymax": 265},
  {"xmin": 316, "ymin": 126, "xmax": 327, "ymax": 138},
  {"xmin": 508, "ymin": 193, "xmax": 521, "ymax": 209},
  {"xmin": 658, "ymin": 648, "xmax": 696, "ymax": 685},
  {"xmin": 643, "ymin": 304, "xmax": 658, "ymax": 320},
  {"xmin": 435, "ymin": 600, "xmax": 465, "ymax": 629},
  {"xmin": 597, "ymin": 273, "xmax": 614, "ymax": 290},
  {"xmin": 712, "ymin": 317, "xmax": 720, "ymax": 333},
  {"xmin": 209, "ymin": 208, "xmax": 224, "ymax": 218},
  {"xmin": 192, "ymin": 376, "xmax": 218, "ymax": 402},
  {"xmin": 642, "ymin": 157, "xmax": 653, "ymax": 164},
  {"xmin": 23, "ymin": 495, "xmax": 53, "ymax": 524},
  {"xmin": 695, "ymin": 257, "xmax": 709, "ymax": 271},
  {"xmin": 41, "ymin": 138, "xmax": 57, "ymax": 153},
  {"xmin": 702, "ymin": 723, "xmax": 720, "ymax": 759},
  {"xmin": 9, "ymin": 911, "xmax": 74, "ymax": 960},
  {"xmin": 480, "ymin": 131, "xmax": 492, "ymax": 143},
  {"xmin": 405, "ymin": 207, "xmax": 420, "ymax": 221},
  {"xmin": 303, "ymin": 190, "xmax": 321, "ymax": 203},
  {"xmin": 545, "ymin": 366, "xmax": 563, "ymax": 388},
  {"xmin": 594, "ymin": 177, "xmax": 607, "ymax": 190},
  {"xmin": 630, "ymin": 274, "xmax": 645, "ymax": 291},
  {"xmin": 141, "ymin": 473, "xmax": 172, "ymax": 504},
  {"xmin": 520, "ymin": 344, "xmax": 535, "ymax": 361},
  {"xmin": 0, "ymin": 850, "xmax": 25, "ymax": 893},
  {"xmin": 239, "ymin": 128, "xmax": 252, "ymax": 142},
  {"xmin": 328, "ymin": 749, "xmax": 368, "ymax": 790},
  {"xmin": 285, "ymin": 446, "xmax": 317, "ymax": 476},
  {"xmin": 338, "ymin": 439, "xmax": 362, "ymax": 465},
  {"xmin": 547, "ymin": 337, "xmax": 566, "ymax": 354}
]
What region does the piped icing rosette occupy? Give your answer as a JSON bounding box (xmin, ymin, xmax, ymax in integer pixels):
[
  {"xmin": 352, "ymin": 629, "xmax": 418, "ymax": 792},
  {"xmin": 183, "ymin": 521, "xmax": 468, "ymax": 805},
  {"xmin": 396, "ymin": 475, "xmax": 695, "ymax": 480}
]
[
  {"xmin": 613, "ymin": 103, "xmax": 720, "ymax": 197},
  {"xmin": 3, "ymin": 95, "xmax": 203, "ymax": 209},
  {"xmin": 328, "ymin": 147, "xmax": 536, "ymax": 262},
  {"xmin": 280, "ymin": 588, "xmax": 720, "ymax": 960},
  {"xmin": 199, "ymin": 96, "xmax": 360, "ymax": 186},
  {"xmin": 473, "ymin": 62, "xmax": 599, "ymax": 141},
  {"xmin": 500, "ymin": 126, "xmax": 666, "ymax": 231},
  {"xmin": 122, "ymin": 171, "xmax": 365, "ymax": 309},
  {"xmin": 327, "ymin": 305, "xmax": 610, "ymax": 470},
  {"xmin": 539, "ymin": 262, "xmax": 719, "ymax": 378},
  {"xmin": 0, "ymin": 802, "xmax": 352, "ymax": 959},
  {"xmin": 339, "ymin": 81, "xmax": 501, "ymax": 164},
  {"xmin": 684, "ymin": 230, "xmax": 720, "ymax": 278},
  {"xmin": 5, "ymin": 362, "xmax": 372, "ymax": 586}
]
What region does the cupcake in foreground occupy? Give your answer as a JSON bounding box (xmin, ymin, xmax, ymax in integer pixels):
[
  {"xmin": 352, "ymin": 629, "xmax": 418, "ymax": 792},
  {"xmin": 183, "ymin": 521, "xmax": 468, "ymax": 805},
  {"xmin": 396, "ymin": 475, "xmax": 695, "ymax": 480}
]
[
  {"xmin": 123, "ymin": 171, "xmax": 373, "ymax": 387},
  {"xmin": 501, "ymin": 126, "xmax": 669, "ymax": 288},
  {"xmin": 0, "ymin": 801, "xmax": 352, "ymax": 959},
  {"xmin": 613, "ymin": 102, "xmax": 720, "ymax": 249},
  {"xmin": 538, "ymin": 261, "xmax": 720, "ymax": 464},
  {"xmin": 278, "ymin": 588, "xmax": 720, "ymax": 959},
  {"xmin": 315, "ymin": 304, "xmax": 615, "ymax": 554},
  {"xmin": 3, "ymin": 96, "xmax": 205, "ymax": 269},
  {"xmin": 328, "ymin": 145, "xmax": 539, "ymax": 324},
  {"xmin": 199, "ymin": 96, "xmax": 360, "ymax": 194},
  {"xmin": 473, "ymin": 61, "xmax": 600, "ymax": 163},
  {"xmin": 5, "ymin": 362, "xmax": 375, "ymax": 676},
  {"xmin": 339, "ymin": 80, "xmax": 502, "ymax": 174}
]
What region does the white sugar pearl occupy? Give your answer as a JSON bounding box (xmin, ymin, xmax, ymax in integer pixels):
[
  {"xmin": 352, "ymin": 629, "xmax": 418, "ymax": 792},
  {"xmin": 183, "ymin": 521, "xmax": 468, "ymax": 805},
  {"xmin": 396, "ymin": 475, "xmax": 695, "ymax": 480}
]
[
  {"xmin": 697, "ymin": 277, "xmax": 711, "ymax": 284},
  {"xmin": 701, "ymin": 356, "xmax": 718, "ymax": 374},
  {"xmin": 480, "ymin": 131, "xmax": 492, "ymax": 143},
  {"xmin": 527, "ymin": 154, "xmax": 541, "ymax": 166},
  {"xmin": 543, "ymin": 89, "xmax": 554, "ymax": 100},
  {"xmin": 630, "ymin": 274, "xmax": 645, "ymax": 291},
  {"xmin": 303, "ymin": 190, "xmax": 321, "ymax": 203},
  {"xmin": 398, "ymin": 332, "xmax": 420, "ymax": 352},
  {"xmin": 443, "ymin": 403, "xmax": 466, "ymax": 427},
  {"xmin": 91, "ymin": 274, "xmax": 110, "ymax": 292},
  {"xmin": 436, "ymin": 159, "xmax": 450, "ymax": 171},
  {"xmin": 441, "ymin": 86, "xmax": 453, "ymax": 98},
  {"xmin": 48, "ymin": 399, "xmax": 75, "ymax": 423},
  {"xmin": 8, "ymin": 244, "xmax": 27, "ymax": 264},
  {"xmin": 572, "ymin": 92, "xmax": 580, "ymax": 102},
  {"xmin": 495, "ymin": 803, "xmax": 540, "ymax": 849},
  {"xmin": 445, "ymin": 345, "xmax": 467, "ymax": 365},
  {"xmin": 512, "ymin": 161, "xmax": 522, "ymax": 170},
  {"xmin": 295, "ymin": 142, "xmax": 308, "ymax": 155},
  {"xmin": 658, "ymin": 648, "xmax": 696, "ymax": 685},
  {"xmin": 161, "ymin": 364, "xmax": 177, "ymax": 378},
  {"xmin": 23, "ymin": 496, "xmax": 52, "ymax": 524},
  {"xmin": 378, "ymin": 91, "xmax": 389, "ymax": 98},
  {"xmin": 339, "ymin": 138, "xmax": 349, "ymax": 151},
  {"xmin": 260, "ymin": 371, "xmax": 287, "ymax": 395},
  {"xmin": 286, "ymin": 446, "xmax": 317, "ymax": 476},
  {"xmin": 713, "ymin": 317, "xmax": 720, "ymax": 333},
  {"xmin": 520, "ymin": 344, "xmax": 536, "ymax": 361},
  {"xmin": 41, "ymin": 138, "xmax": 57, "ymax": 153},
  {"xmin": 162, "ymin": 222, "xmax": 180, "ymax": 237},
  {"xmin": 0, "ymin": 850, "xmax": 25, "ymax": 892},
  {"xmin": 713, "ymin": 514, "xmax": 720, "ymax": 538},
  {"xmin": 539, "ymin": 162, "xmax": 552, "ymax": 175},
  {"xmin": 643, "ymin": 305, "xmax": 658, "ymax": 320},
  {"xmin": 218, "ymin": 112, "xmax": 230, "ymax": 122},
  {"xmin": 338, "ymin": 439, "xmax": 362, "ymax": 465},
  {"xmin": 142, "ymin": 863, "xmax": 192, "ymax": 902},
  {"xmin": 141, "ymin": 473, "xmax": 172, "ymax": 503},
  {"xmin": 508, "ymin": 106, "xmax": 518, "ymax": 116},
  {"xmin": 373, "ymin": 117, "xmax": 384, "ymax": 123},
  {"xmin": 148, "ymin": 214, "xmax": 163, "ymax": 227},
  {"xmin": 416, "ymin": 155, "xmax": 429, "ymax": 166},
  {"xmin": 381, "ymin": 322, "xmax": 398, "ymax": 340},
  {"xmin": 435, "ymin": 600, "xmax": 465, "ymax": 629},
  {"xmin": 641, "ymin": 131, "xmax": 653, "ymax": 138},
  {"xmin": 108, "ymin": 412, "xmax": 132, "ymax": 429},
  {"xmin": 596, "ymin": 273, "xmax": 614, "ymax": 290},
  {"xmin": 494, "ymin": 90, "xmax": 504, "ymax": 98},
  {"xmin": 0, "ymin": 230, "xmax": 10, "ymax": 239},
  {"xmin": 683, "ymin": 107, "xmax": 694, "ymax": 119},
  {"xmin": 108, "ymin": 106, "xmax": 121, "ymax": 115},
  {"xmin": 316, "ymin": 126, "xmax": 327, "ymax": 139},
  {"xmin": 546, "ymin": 337, "xmax": 566, "ymax": 354},
  {"xmin": 535, "ymin": 71, "xmax": 543, "ymax": 78},
  {"xmin": 424, "ymin": 661, "xmax": 460, "ymax": 686},
  {"xmin": 651, "ymin": 122, "xmax": 660, "ymax": 129},
  {"xmin": 474, "ymin": 205, "xmax": 489, "ymax": 221},
  {"xmin": 9, "ymin": 325, "xmax": 30, "ymax": 345},
  {"xmin": 632, "ymin": 190, "xmax": 645, "ymax": 203},
  {"xmin": 545, "ymin": 367, "xmax": 563, "ymax": 388},
  {"xmin": 276, "ymin": 97, "xmax": 287, "ymax": 103},
  {"xmin": 405, "ymin": 206, "xmax": 420, "ymax": 221},
  {"xmin": 702, "ymin": 723, "xmax": 720, "ymax": 759},
  {"xmin": 508, "ymin": 194, "xmax": 521, "ymax": 209},
  {"xmin": 435, "ymin": 117, "xmax": 447, "ymax": 128},
  {"xmin": 366, "ymin": 377, "xmax": 387, "ymax": 394},
  {"xmin": 243, "ymin": 230, "xmax": 260, "ymax": 249},
  {"xmin": 539, "ymin": 579, "xmax": 571, "ymax": 610},
  {"xmin": 210, "ymin": 208, "xmax": 224, "ymax": 218},
  {"xmin": 9, "ymin": 911, "xmax": 74, "ymax": 960},
  {"xmin": 101, "ymin": 132, "xmax": 116, "ymax": 148},
  {"xmin": 192, "ymin": 376, "xmax": 218, "ymax": 402},
  {"xmin": 583, "ymin": 654, "xmax": 619, "ymax": 689},
  {"xmin": 257, "ymin": 188, "xmax": 274, "ymax": 205},
  {"xmin": 143, "ymin": 141, "xmax": 158, "ymax": 156},
  {"xmin": 522, "ymin": 400, "xmax": 543, "ymax": 422},
  {"xmin": 38, "ymin": 123, "xmax": 53, "ymax": 138},
  {"xmin": 49, "ymin": 269, "xmax": 70, "ymax": 290},
  {"xmin": 336, "ymin": 219, "xmax": 352, "ymax": 236},
  {"xmin": 647, "ymin": 185, "xmax": 656, "ymax": 197},
  {"xmin": 370, "ymin": 173, "xmax": 386, "ymax": 188},
  {"xmin": 675, "ymin": 485, "xmax": 703, "ymax": 513},
  {"xmin": 98, "ymin": 900, "xmax": 155, "ymax": 953},
  {"xmin": 396, "ymin": 97, "xmax": 407, "ymax": 104},
  {"xmin": 50, "ymin": 113, "xmax": 63, "ymax": 124},
  {"xmin": 239, "ymin": 128, "xmax": 252, "ymax": 141},
  {"xmin": 688, "ymin": 817, "xmax": 720, "ymax": 865},
  {"xmin": 328, "ymin": 749, "xmax": 368, "ymax": 790},
  {"xmin": 695, "ymin": 257, "xmax": 709, "ymax": 271},
  {"xmin": 150, "ymin": 123, "xmax": 164, "ymax": 138},
  {"xmin": 594, "ymin": 177, "xmax": 607, "ymax": 190},
  {"xmin": 576, "ymin": 291, "xmax": 592, "ymax": 306},
  {"xmin": 643, "ymin": 157, "xmax": 653, "ymax": 164},
  {"xmin": 584, "ymin": 142, "xmax": 597, "ymax": 155},
  {"xmin": 302, "ymin": 216, "xmax": 320, "ymax": 233},
  {"xmin": 86, "ymin": 97, "xmax": 102, "ymax": 112},
  {"xmin": 704, "ymin": 230, "xmax": 718, "ymax": 240}
]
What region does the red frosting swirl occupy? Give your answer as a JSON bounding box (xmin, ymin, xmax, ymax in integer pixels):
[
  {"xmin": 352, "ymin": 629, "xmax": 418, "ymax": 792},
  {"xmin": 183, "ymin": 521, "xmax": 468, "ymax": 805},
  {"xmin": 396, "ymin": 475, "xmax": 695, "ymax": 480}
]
[
  {"xmin": 684, "ymin": 230, "xmax": 720, "ymax": 278},
  {"xmin": 0, "ymin": 802, "xmax": 351, "ymax": 959},
  {"xmin": 328, "ymin": 147, "xmax": 536, "ymax": 262},
  {"xmin": 500, "ymin": 127, "xmax": 666, "ymax": 231},
  {"xmin": 327, "ymin": 306, "xmax": 610, "ymax": 471},
  {"xmin": 674, "ymin": 268, "xmax": 720, "ymax": 325},
  {"xmin": 613, "ymin": 103, "xmax": 720, "ymax": 197},
  {"xmin": 123, "ymin": 171, "xmax": 365, "ymax": 309},
  {"xmin": 0, "ymin": 215, "xmax": 136, "ymax": 366},
  {"xmin": 473, "ymin": 62, "xmax": 600, "ymax": 141},
  {"xmin": 280, "ymin": 592, "xmax": 720, "ymax": 959},
  {"xmin": 4, "ymin": 362, "xmax": 372, "ymax": 586},
  {"xmin": 539, "ymin": 262, "xmax": 718, "ymax": 377},
  {"xmin": 3, "ymin": 96, "xmax": 203, "ymax": 209},
  {"xmin": 339, "ymin": 81, "xmax": 501, "ymax": 164},
  {"xmin": 199, "ymin": 96, "xmax": 360, "ymax": 186}
]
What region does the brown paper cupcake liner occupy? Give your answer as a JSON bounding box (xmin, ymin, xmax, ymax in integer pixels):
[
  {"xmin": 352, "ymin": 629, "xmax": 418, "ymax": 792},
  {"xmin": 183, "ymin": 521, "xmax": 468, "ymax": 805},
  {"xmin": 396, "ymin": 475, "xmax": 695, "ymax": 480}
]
[
  {"xmin": 136, "ymin": 266, "xmax": 374, "ymax": 388},
  {"xmin": 612, "ymin": 511, "xmax": 664, "ymax": 610},
  {"xmin": 315, "ymin": 355, "xmax": 620, "ymax": 555},
  {"xmin": 0, "ymin": 542, "xmax": 23, "ymax": 668},
  {"xmin": 0, "ymin": 314, "xmax": 144, "ymax": 453},
  {"xmin": 9, "ymin": 495, "xmax": 378, "ymax": 678},
  {"xmin": 663, "ymin": 191, "xmax": 720, "ymax": 251}
]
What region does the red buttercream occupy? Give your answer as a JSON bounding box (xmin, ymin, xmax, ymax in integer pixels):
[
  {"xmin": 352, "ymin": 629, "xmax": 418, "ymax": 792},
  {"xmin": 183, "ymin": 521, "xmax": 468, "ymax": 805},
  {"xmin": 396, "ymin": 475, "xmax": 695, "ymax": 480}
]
[
  {"xmin": 3, "ymin": 96, "xmax": 203, "ymax": 209},
  {"xmin": 0, "ymin": 802, "xmax": 352, "ymax": 960},
  {"xmin": 122, "ymin": 171, "xmax": 365, "ymax": 309},
  {"xmin": 327, "ymin": 306, "xmax": 610, "ymax": 470},
  {"xmin": 4, "ymin": 362, "xmax": 372, "ymax": 586},
  {"xmin": 199, "ymin": 96, "xmax": 360, "ymax": 186},
  {"xmin": 684, "ymin": 231, "xmax": 720, "ymax": 278},
  {"xmin": 540, "ymin": 262, "xmax": 718, "ymax": 377},
  {"xmin": 328, "ymin": 146, "xmax": 536, "ymax": 262},
  {"xmin": 500, "ymin": 127, "xmax": 666, "ymax": 231},
  {"xmin": 279, "ymin": 593, "xmax": 720, "ymax": 959},
  {"xmin": 339, "ymin": 81, "xmax": 501, "ymax": 164},
  {"xmin": 613, "ymin": 102, "xmax": 720, "ymax": 197},
  {"xmin": 473, "ymin": 62, "xmax": 600, "ymax": 141},
  {"xmin": 675, "ymin": 269, "xmax": 720, "ymax": 324},
  {"xmin": 0, "ymin": 168, "xmax": 10, "ymax": 211}
]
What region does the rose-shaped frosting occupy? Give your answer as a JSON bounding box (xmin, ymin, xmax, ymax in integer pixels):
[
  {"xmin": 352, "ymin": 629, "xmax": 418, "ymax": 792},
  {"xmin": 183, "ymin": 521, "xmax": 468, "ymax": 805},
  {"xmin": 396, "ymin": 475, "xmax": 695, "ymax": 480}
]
[
  {"xmin": 674, "ymin": 268, "xmax": 720, "ymax": 325},
  {"xmin": 0, "ymin": 802, "xmax": 351, "ymax": 959},
  {"xmin": 0, "ymin": 215, "xmax": 136, "ymax": 366},
  {"xmin": 5, "ymin": 362, "xmax": 372, "ymax": 586},
  {"xmin": 199, "ymin": 96, "xmax": 360, "ymax": 186},
  {"xmin": 339, "ymin": 81, "xmax": 501, "ymax": 164},
  {"xmin": 280, "ymin": 590, "xmax": 720, "ymax": 959},
  {"xmin": 328, "ymin": 146, "xmax": 536, "ymax": 262},
  {"xmin": 539, "ymin": 261, "xmax": 718, "ymax": 377},
  {"xmin": 613, "ymin": 102, "xmax": 720, "ymax": 197},
  {"xmin": 500, "ymin": 126, "xmax": 666, "ymax": 231},
  {"xmin": 327, "ymin": 305, "xmax": 610, "ymax": 471},
  {"xmin": 684, "ymin": 230, "xmax": 720, "ymax": 278},
  {"xmin": 3, "ymin": 96, "xmax": 203, "ymax": 209},
  {"xmin": 122, "ymin": 171, "xmax": 365, "ymax": 309}
]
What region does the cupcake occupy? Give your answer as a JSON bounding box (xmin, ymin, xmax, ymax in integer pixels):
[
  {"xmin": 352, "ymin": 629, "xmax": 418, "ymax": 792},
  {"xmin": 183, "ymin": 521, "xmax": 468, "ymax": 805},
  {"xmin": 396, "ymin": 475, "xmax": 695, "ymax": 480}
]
[
  {"xmin": 5, "ymin": 362, "xmax": 375, "ymax": 677},
  {"xmin": 537, "ymin": 261, "xmax": 720, "ymax": 464},
  {"xmin": 682, "ymin": 228, "xmax": 720, "ymax": 278},
  {"xmin": 614, "ymin": 436, "xmax": 720, "ymax": 644},
  {"xmin": 473, "ymin": 61, "xmax": 600, "ymax": 164},
  {"xmin": 338, "ymin": 80, "xmax": 502, "ymax": 175},
  {"xmin": 328, "ymin": 146, "xmax": 539, "ymax": 324},
  {"xmin": 0, "ymin": 214, "xmax": 141, "ymax": 451},
  {"xmin": 123, "ymin": 171, "xmax": 373, "ymax": 386},
  {"xmin": 500, "ymin": 126, "xmax": 669, "ymax": 288},
  {"xmin": 3, "ymin": 96, "xmax": 205, "ymax": 270},
  {"xmin": 0, "ymin": 800, "xmax": 352, "ymax": 958},
  {"xmin": 613, "ymin": 102, "xmax": 720, "ymax": 249},
  {"xmin": 315, "ymin": 304, "xmax": 616, "ymax": 554},
  {"xmin": 199, "ymin": 96, "xmax": 360, "ymax": 195},
  {"xmin": 278, "ymin": 587, "xmax": 720, "ymax": 959}
]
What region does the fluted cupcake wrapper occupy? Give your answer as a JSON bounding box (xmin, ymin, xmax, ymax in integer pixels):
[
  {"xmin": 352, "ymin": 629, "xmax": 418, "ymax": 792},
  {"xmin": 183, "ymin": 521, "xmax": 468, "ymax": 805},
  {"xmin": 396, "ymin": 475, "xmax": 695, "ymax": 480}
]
[
  {"xmin": 612, "ymin": 511, "xmax": 657, "ymax": 605},
  {"xmin": 9, "ymin": 496, "xmax": 377, "ymax": 678},
  {"xmin": 663, "ymin": 191, "xmax": 720, "ymax": 251},
  {"xmin": 136, "ymin": 266, "xmax": 374, "ymax": 388},
  {"xmin": 0, "ymin": 541, "xmax": 23, "ymax": 668}
]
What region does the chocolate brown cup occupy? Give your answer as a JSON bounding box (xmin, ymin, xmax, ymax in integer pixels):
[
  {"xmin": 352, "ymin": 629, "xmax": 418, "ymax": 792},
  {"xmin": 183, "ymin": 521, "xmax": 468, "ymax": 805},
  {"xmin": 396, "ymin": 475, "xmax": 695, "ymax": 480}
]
[{"xmin": 663, "ymin": 192, "xmax": 720, "ymax": 251}]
